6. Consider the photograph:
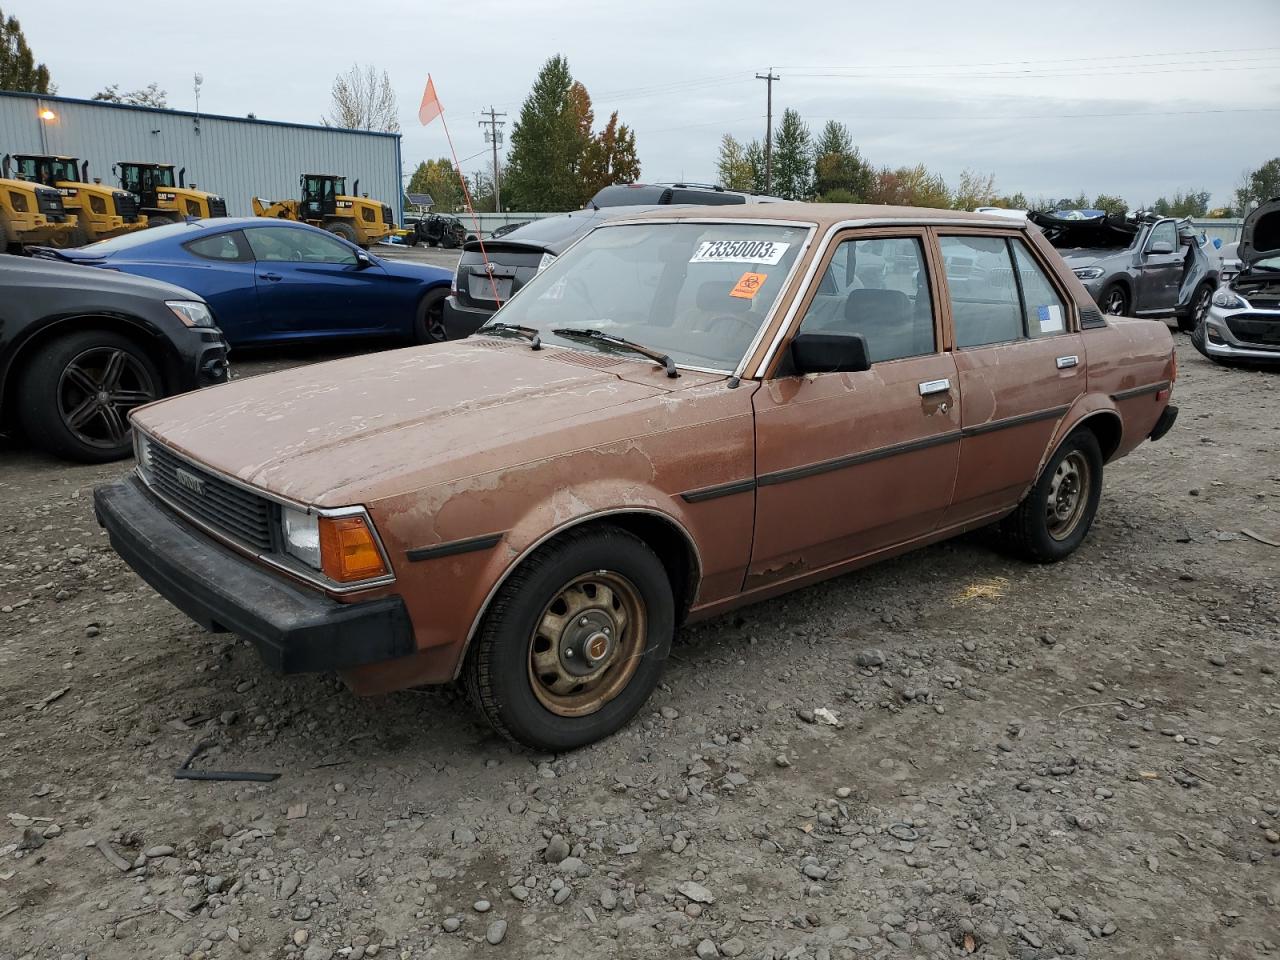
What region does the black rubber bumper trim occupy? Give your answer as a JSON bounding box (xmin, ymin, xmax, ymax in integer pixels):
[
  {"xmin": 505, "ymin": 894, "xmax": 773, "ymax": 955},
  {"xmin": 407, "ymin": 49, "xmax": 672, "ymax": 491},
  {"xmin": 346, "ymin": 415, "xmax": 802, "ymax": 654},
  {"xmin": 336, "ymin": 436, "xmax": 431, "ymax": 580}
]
[
  {"xmin": 1111, "ymin": 380, "xmax": 1171, "ymax": 402},
  {"xmin": 758, "ymin": 431, "xmax": 961, "ymax": 488},
  {"xmin": 1148, "ymin": 403, "xmax": 1178, "ymax": 442},
  {"xmin": 442, "ymin": 295, "xmax": 493, "ymax": 341},
  {"xmin": 93, "ymin": 475, "xmax": 414, "ymax": 674},
  {"xmin": 406, "ymin": 532, "xmax": 504, "ymax": 562},
  {"xmin": 960, "ymin": 404, "xmax": 1070, "ymax": 438},
  {"xmin": 679, "ymin": 478, "xmax": 757, "ymax": 503}
]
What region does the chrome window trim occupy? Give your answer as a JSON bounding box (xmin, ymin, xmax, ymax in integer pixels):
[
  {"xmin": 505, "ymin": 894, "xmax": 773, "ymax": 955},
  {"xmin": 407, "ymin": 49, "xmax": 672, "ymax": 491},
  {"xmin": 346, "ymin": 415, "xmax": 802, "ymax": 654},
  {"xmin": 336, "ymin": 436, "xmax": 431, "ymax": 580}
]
[
  {"xmin": 133, "ymin": 427, "xmax": 396, "ymax": 595},
  {"xmin": 748, "ymin": 216, "xmax": 1032, "ymax": 379}
]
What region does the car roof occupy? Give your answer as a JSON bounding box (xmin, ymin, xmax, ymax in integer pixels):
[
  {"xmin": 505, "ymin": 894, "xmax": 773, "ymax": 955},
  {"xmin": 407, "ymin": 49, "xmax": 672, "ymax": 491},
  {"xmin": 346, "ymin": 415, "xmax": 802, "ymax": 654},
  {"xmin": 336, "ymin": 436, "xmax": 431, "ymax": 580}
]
[{"xmin": 614, "ymin": 202, "xmax": 1024, "ymax": 230}]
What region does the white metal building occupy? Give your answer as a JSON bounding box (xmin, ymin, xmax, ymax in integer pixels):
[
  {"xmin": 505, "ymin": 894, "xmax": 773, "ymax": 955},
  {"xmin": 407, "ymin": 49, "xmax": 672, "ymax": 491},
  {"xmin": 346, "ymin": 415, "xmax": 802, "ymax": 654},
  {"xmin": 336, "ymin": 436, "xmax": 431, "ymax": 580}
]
[{"xmin": 0, "ymin": 92, "xmax": 402, "ymax": 219}]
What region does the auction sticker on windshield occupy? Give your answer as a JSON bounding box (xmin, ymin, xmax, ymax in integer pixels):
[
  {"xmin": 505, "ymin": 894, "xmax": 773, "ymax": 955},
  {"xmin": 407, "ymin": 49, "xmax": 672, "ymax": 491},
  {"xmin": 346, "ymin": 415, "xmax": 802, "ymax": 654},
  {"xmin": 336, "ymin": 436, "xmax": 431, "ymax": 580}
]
[
  {"xmin": 730, "ymin": 272, "xmax": 767, "ymax": 299},
  {"xmin": 690, "ymin": 239, "xmax": 790, "ymax": 265}
]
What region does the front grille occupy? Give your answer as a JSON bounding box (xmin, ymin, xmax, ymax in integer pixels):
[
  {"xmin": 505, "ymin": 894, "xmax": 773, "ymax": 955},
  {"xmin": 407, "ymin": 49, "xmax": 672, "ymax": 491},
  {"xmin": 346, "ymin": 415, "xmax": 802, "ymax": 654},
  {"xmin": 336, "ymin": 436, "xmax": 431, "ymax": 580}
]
[
  {"xmin": 113, "ymin": 193, "xmax": 140, "ymax": 222},
  {"xmin": 147, "ymin": 441, "xmax": 275, "ymax": 550},
  {"xmin": 36, "ymin": 189, "xmax": 68, "ymax": 222},
  {"xmin": 207, "ymin": 197, "xmax": 227, "ymax": 217},
  {"xmin": 1225, "ymin": 313, "xmax": 1280, "ymax": 348},
  {"xmin": 382, "ymin": 204, "xmax": 394, "ymax": 226}
]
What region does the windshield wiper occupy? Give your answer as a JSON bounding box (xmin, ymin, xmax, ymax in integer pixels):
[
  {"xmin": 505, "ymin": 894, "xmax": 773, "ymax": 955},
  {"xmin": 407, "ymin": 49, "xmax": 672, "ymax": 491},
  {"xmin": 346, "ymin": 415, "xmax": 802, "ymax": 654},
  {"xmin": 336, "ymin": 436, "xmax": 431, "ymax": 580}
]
[
  {"xmin": 552, "ymin": 328, "xmax": 678, "ymax": 378},
  {"xmin": 477, "ymin": 321, "xmax": 541, "ymax": 350}
]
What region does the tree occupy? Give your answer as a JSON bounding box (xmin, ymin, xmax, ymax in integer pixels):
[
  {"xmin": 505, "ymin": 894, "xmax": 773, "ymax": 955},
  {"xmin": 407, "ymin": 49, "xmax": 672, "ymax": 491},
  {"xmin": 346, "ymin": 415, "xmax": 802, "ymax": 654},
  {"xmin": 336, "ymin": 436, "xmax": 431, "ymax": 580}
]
[
  {"xmin": 1234, "ymin": 158, "xmax": 1280, "ymax": 215},
  {"xmin": 93, "ymin": 82, "xmax": 167, "ymax": 108},
  {"xmin": 1, "ymin": 8, "xmax": 49, "ymax": 93},
  {"xmin": 407, "ymin": 158, "xmax": 463, "ymax": 212},
  {"xmin": 992, "ymin": 192, "xmax": 1028, "ymax": 210},
  {"xmin": 743, "ymin": 139, "xmax": 767, "ymax": 194},
  {"xmin": 1092, "ymin": 194, "xmax": 1128, "ymax": 217},
  {"xmin": 327, "ymin": 64, "xmax": 399, "ymax": 132},
  {"xmin": 504, "ymin": 55, "xmax": 584, "ymax": 211},
  {"xmin": 771, "ymin": 108, "xmax": 813, "ymax": 201},
  {"xmin": 811, "ymin": 121, "xmax": 873, "ymax": 202},
  {"xmin": 869, "ymin": 164, "xmax": 950, "ymax": 208},
  {"xmin": 951, "ymin": 170, "xmax": 999, "ymax": 210},
  {"xmin": 1150, "ymin": 189, "xmax": 1210, "ymax": 218},
  {"xmin": 717, "ymin": 134, "xmax": 755, "ymax": 193},
  {"xmin": 581, "ymin": 111, "xmax": 639, "ymax": 203}
]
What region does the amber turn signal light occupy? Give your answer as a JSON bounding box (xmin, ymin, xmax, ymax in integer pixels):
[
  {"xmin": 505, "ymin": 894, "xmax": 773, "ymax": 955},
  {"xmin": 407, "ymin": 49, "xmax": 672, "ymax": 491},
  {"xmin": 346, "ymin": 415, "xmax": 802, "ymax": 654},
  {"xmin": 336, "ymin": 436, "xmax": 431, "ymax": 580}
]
[{"xmin": 319, "ymin": 515, "xmax": 388, "ymax": 583}]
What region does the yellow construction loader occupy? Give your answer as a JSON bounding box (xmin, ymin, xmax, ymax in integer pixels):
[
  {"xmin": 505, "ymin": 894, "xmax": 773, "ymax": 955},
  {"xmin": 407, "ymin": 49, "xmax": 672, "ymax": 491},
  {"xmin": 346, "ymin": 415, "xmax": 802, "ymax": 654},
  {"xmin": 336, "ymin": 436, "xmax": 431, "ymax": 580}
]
[
  {"xmin": 252, "ymin": 173, "xmax": 396, "ymax": 248},
  {"xmin": 0, "ymin": 161, "xmax": 77, "ymax": 252},
  {"xmin": 115, "ymin": 161, "xmax": 227, "ymax": 226},
  {"xmin": 5, "ymin": 154, "xmax": 147, "ymax": 245}
]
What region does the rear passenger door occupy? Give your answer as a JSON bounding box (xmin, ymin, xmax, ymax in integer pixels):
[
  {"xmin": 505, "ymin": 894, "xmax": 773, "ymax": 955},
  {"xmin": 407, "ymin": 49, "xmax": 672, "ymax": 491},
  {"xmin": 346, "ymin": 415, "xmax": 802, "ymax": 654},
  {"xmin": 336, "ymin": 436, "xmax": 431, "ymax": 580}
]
[
  {"xmin": 936, "ymin": 231, "xmax": 1085, "ymax": 526},
  {"xmin": 749, "ymin": 230, "xmax": 961, "ymax": 585}
]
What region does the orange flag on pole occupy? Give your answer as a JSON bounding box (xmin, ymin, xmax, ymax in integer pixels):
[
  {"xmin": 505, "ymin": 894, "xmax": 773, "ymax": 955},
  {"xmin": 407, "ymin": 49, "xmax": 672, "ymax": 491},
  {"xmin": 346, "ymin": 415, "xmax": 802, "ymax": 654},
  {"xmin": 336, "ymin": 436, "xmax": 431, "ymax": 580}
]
[{"xmin": 418, "ymin": 76, "xmax": 443, "ymax": 126}]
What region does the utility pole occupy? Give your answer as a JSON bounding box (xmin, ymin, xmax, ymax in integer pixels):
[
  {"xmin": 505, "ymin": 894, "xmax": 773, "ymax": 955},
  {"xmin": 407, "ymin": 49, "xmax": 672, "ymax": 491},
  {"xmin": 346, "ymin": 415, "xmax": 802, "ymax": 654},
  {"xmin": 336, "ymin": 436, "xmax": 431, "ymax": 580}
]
[
  {"xmin": 478, "ymin": 106, "xmax": 506, "ymax": 212},
  {"xmin": 755, "ymin": 69, "xmax": 779, "ymax": 194}
]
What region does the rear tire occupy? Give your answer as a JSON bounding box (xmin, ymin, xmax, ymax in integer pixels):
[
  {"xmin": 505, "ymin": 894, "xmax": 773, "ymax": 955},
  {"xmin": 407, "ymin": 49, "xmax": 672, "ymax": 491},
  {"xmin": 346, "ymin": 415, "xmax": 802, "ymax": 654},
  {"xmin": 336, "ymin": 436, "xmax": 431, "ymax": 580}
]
[
  {"xmin": 146, "ymin": 215, "xmax": 176, "ymax": 228},
  {"xmin": 16, "ymin": 329, "xmax": 162, "ymax": 463},
  {"xmin": 1099, "ymin": 282, "xmax": 1130, "ymax": 317},
  {"xmin": 464, "ymin": 525, "xmax": 674, "ymax": 751},
  {"xmin": 1179, "ymin": 282, "xmax": 1213, "ymax": 333},
  {"xmin": 326, "ymin": 221, "xmax": 358, "ymax": 243},
  {"xmin": 413, "ymin": 287, "xmax": 450, "ymax": 344},
  {"xmin": 1002, "ymin": 430, "xmax": 1104, "ymax": 563}
]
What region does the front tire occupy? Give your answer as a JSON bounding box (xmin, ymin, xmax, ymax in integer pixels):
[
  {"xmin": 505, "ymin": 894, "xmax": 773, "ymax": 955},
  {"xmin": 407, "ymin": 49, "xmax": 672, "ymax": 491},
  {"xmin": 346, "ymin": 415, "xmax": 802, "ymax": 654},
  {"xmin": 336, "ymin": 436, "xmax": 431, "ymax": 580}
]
[
  {"xmin": 16, "ymin": 330, "xmax": 162, "ymax": 463},
  {"xmin": 464, "ymin": 525, "xmax": 674, "ymax": 751},
  {"xmin": 1002, "ymin": 430, "xmax": 1104, "ymax": 563},
  {"xmin": 1179, "ymin": 282, "xmax": 1213, "ymax": 333},
  {"xmin": 146, "ymin": 215, "xmax": 176, "ymax": 228},
  {"xmin": 413, "ymin": 287, "xmax": 449, "ymax": 344},
  {"xmin": 1099, "ymin": 282, "xmax": 1130, "ymax": 317},
  {"xmin": 326, "ymin": 221, "xmax": 358, "ymax": 243}
]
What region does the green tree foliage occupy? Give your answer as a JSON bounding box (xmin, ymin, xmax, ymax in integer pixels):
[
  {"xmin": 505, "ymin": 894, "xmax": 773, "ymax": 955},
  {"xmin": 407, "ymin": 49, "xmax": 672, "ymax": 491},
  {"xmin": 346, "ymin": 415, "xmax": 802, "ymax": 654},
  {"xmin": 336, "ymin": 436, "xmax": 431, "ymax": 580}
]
[
  {"xmin": 869, "ymin": 164, "xmax": 951, "ymax": 208},
  {"xmin": 581, "ymin": 111, "xmax": 640, "ymax": 203},
  {"xmin": 717, "ymin": 134, "xmax": 755, "ymax": 192},
  {"xmin": 407, "ymin": 158, "xmax": 463, "ymax": 212},
  {"xmin": 0, "ymin": 8, "xmax": 50, "ymax": 93},
  {"xmin": 1150, "ymin": 189, "xmax": 1210, "ymax": 218},
  {"xmin": 93, "ymin": 81, "xmax": 167, "ymax": 108},
  {"xmin": 991, "ymin": 192, "xmax": 1028, "ymax": 210},
  {"xmin": 1234, "ymin": 158, "xmax": 1280, "ymax": 215},
  {"xmin": 504, "ymin": 56, "xmax": 584, "ymax": 211},
  {"xmin": 812, "ymin": 121, "xmax": 873, "ymax": 202},
  {"xmin": 743, "ymin": 139, "xmax": 767, "ymax": 194},
  {"xmin": 1092, "ymin": 194, "xmax": 1128, "ymax": 217},
  {"xmin": 771, "ymin": 108, "xmax": 813, "ymax": 201},
  {"xmin": 951, "ymin": 170, "xmax": 999, "ymax": 210}
]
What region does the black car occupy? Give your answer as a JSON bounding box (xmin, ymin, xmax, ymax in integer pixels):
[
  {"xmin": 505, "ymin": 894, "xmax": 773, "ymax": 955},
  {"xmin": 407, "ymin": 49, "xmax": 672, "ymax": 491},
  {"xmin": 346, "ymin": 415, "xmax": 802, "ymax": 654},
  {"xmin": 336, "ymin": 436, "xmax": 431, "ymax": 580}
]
[
  {"xmin": 442, "ymin": 205, "xmax": 665, "ymax": 339},
  {"xmin": 587, "ymin": 181, "xmax": 782, "ymax": 208},
  {"xmin": 407, "ymin": 213, "xmax": 470, "ymax": 249},
  {"xmin": 0, "ymin": 255, "xmax": 229, "ymax": 462}
]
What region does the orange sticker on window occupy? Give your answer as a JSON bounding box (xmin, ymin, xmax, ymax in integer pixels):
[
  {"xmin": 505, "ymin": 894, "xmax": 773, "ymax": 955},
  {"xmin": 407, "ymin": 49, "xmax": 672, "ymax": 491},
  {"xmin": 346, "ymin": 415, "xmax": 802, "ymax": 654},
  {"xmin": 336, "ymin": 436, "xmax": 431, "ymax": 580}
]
[{"xmin": 730, "ymin": 272, "xmax": 766, "ymax": 299}]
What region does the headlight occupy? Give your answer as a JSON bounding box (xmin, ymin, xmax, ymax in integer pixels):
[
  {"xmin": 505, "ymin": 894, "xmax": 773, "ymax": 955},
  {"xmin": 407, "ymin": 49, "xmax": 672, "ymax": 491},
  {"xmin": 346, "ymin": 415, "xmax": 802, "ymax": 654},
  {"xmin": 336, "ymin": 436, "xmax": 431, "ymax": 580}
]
[
  {"xmin": 1211, "ymin": 288, "xmax": 1247, "ymax": 310},
  {"xmin": 1072, "ymin": 266, "xmax": 1105, "ymax": 281},
  {"xmin": 134, "ymin": 431, "xmax": 153, "ymax": 481},
  {"xmin": 166, "ymin": 300, "xmax": 215, "ymax": 327},
  {"xmin": 282, "ymin": 507, "xmax": 321, "ymax": 570}
]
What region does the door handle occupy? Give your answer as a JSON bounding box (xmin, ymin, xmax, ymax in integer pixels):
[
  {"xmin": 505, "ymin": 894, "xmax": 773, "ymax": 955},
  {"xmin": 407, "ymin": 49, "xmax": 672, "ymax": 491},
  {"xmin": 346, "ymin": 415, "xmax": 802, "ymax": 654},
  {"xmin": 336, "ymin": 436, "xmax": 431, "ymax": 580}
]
[
  {"xmin": 1056, "ymin": 355, "xmax": 1079, "ymax": 369},
  {"xmin": 918, "ymin": 378, "xmax": 951, "ymax": 396},
  {"xmin": 259, "ymin": 272, "xmax": 282, "ymax": 282}
]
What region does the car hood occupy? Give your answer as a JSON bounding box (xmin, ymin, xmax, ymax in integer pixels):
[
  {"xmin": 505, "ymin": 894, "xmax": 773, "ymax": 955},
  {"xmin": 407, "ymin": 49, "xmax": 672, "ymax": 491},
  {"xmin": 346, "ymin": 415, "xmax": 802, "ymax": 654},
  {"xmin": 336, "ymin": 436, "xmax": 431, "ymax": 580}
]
[
  {"xmin": 1240, "ymin": 196, "xmax": 1280, "ymax": 265},
  {"xmin": 375, "ymin": 255, "xmax": 453, "ymax": 283},
  {"xmin": 131, "ymin": 338, "xmax": 710, "ymax": 507},
  {"xmin": 1057, "ymin": 248, "xmax": 1123, "ymax": 268}
]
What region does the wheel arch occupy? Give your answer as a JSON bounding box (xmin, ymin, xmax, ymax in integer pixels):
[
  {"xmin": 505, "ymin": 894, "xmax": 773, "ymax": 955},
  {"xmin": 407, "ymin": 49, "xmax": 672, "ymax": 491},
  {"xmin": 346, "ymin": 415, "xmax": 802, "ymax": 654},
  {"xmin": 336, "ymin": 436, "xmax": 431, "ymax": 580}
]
[
  {"xmin": 452, "ymin": 507, "xmax": 703, "ymax": 681},
  {"xmin": 1071, "ymin": 409, "xmax": 1124, "ymax": 463}
]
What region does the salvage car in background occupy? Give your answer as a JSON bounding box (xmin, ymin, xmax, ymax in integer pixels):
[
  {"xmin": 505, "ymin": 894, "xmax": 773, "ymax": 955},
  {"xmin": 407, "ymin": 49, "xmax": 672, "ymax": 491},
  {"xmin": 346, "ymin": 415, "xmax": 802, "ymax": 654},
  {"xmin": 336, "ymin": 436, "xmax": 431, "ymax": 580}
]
[
  {"xmin": 95, "ymin": 203, "xmax": 1178, "ymax": 751},
  {"xmin": 1193, "ymin": 197, "xmax": 1280, "ymax": 365},
  {"xmin": 404, "ymin": 213, "xmax": 474, "ymax": 249},
  {"xmin": 1030, "ymin": 210, "xmax": 1218, "ymax": 330},
  {"xmin": 0, "ymin": 255, "xmax": 228, "ymax": 462},
  {"xmin": 588, "ymin": 181, "xmax": 782, "ymax": 208},
  {"xmin": 34, "ymin": 218, "xmax": 454, "ymax": 346}
]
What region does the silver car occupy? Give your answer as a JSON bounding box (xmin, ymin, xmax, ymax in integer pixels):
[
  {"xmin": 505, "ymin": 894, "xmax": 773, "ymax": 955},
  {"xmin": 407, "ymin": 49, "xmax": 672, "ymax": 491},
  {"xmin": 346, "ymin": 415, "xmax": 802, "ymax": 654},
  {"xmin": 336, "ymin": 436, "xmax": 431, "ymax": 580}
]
[
  {"xmin": 1029, "ymin": 210, "xmax": 1218, "ymax": 332},
  {"xmin": 1194, "ymin": 198, "xmax": 1280, "ymax": 365}
]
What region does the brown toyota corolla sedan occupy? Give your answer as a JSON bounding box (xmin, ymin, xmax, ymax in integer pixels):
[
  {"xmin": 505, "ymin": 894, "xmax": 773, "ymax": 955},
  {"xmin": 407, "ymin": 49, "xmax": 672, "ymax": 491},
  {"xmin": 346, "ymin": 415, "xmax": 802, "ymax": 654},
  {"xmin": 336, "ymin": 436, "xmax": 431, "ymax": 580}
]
[{"xmin": 95, "ymin": 204, "xmax": 1179, "ymax": 750}]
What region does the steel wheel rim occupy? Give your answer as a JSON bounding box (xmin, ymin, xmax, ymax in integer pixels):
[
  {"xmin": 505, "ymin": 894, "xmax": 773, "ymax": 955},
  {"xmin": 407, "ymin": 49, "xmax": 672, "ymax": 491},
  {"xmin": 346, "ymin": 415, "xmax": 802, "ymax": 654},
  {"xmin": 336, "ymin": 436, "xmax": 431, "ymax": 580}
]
[
  {"xmin": 1045, "ymin": 450, "xmax": 1091, "ymax": 541},
  {"xmin": 1103, "ymin": 289, "xmax": 1126, "ymax": 315},
  {"xmin": 427, "ymin": 301, "xmax": 447, "ymax": 343},
  {"xmin": 528, "ymin": 571, "xmax": 646, "ymax": 718},
  {"xmin": 57, "ymin": 346, "xmax": 156, "ymax": 449}
]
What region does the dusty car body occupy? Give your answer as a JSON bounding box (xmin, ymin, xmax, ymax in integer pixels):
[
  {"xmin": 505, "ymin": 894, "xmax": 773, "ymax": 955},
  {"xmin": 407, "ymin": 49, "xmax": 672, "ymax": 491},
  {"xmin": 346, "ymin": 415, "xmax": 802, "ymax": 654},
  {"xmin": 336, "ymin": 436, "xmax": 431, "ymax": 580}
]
[
  {"xmin": 95, "ymin": 204, "xmax": 1178, "ymax": 750},
  {"xmin": 1030, "ymin": 210, "xmax": 1218, "ymax": 330},
  {"xmin": 1194, "ymin": 197, "xmax": 1280, "ymax": 364}
]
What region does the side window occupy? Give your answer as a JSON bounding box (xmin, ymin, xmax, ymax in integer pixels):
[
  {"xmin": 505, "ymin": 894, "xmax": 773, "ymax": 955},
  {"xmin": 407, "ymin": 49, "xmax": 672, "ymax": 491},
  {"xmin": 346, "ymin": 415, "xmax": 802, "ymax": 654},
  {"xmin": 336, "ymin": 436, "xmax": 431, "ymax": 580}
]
[
  {"xmin": 1012, "ymin": 241, "xmax": 1068, "ymax": 338},
  {"xmin": 1147, "ymin": 220, "xmax": 1176, "ymax": 251},
  {"xmin": 185, "ymin": 231, "xmax": 249, "ymax": 262},
  {"xmin": 939, "ymin": 236, "xmax": 1022, "ymax": 348},
  {"xmin": 798, "ymin": 236, "xmax": 936, "ymax": 363},
  {"xmin": 246, "ymin": 226, "xmax": 357, "ymax": 265}
]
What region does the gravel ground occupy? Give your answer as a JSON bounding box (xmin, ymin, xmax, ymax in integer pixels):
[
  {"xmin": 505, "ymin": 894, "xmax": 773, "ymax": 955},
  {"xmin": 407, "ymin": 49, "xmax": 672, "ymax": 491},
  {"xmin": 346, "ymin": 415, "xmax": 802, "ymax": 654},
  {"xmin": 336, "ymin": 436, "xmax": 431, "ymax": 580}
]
[{"xmin": 0, "ymin": 335, "xmax": 1277, "ymax": 960}]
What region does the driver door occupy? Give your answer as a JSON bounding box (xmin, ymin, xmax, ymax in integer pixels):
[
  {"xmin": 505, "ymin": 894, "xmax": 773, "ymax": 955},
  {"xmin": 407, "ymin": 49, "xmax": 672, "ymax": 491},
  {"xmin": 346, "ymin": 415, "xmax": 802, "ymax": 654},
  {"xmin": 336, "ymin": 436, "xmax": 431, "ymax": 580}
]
[
  {"xmin": 748, "ymin": 230, "xmax": 961, "ymax": 587},
  {"xmin": 246, "ymin": 225, "xmax": 394, "ymax": 337},
  {"xmin": 1136, "ymin": 219, "xmax": 1182, "ymax": 313}
]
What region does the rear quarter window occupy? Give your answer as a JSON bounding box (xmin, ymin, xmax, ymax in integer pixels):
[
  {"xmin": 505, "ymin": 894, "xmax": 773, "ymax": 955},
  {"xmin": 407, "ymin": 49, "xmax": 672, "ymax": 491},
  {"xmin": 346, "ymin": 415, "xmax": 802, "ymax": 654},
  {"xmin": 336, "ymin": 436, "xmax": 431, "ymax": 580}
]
[{"xmin": 184, "ymin": 231, "xmax": 251, "ymax": 262}]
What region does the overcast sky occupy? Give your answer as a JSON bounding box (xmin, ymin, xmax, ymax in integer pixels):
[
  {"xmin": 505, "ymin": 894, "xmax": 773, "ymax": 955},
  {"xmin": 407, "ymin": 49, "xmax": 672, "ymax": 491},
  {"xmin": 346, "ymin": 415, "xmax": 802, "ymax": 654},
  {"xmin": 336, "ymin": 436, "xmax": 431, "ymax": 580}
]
[{"xmin": 13, "ymin": 0, "xmax": 1280, "ymax": 208}]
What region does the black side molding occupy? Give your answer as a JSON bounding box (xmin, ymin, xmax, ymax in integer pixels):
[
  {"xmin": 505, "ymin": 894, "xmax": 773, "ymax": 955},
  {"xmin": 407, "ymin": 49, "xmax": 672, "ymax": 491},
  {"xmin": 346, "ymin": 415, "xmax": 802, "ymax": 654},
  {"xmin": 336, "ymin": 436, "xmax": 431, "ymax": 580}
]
[
  {"xmin": 960, "ymin": 404, "xmax": 1070, "ymax": 438},
  {"xmin": 1111, "ymin": 381, "xmax": 1170, "ymax": 402},
  {"xmin": 757, "ymin": 431, "xmax": 962, "ymax": 488},
  {"xmin": 406, "ymin": 532, "xmax": 504, "ymax": 562},
  {"xmin": 679, "ymin": 478, "xmax": 757, "ymax": 503}
]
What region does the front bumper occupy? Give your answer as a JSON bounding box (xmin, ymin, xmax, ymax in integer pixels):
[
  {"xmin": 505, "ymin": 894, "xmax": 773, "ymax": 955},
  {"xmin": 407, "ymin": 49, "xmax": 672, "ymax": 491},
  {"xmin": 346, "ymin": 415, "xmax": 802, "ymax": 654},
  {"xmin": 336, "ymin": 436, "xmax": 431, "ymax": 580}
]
[
  {"xmin": 94, "ymin": 475, "xmax": 414, "ymax": 673},
  {"xmin": 442, "ymin": 295, "xmax": 494, "ymax": 341},
  {"xmin": 1203, "ymin": 305, "xmax": 1280, "ymax": 361}
]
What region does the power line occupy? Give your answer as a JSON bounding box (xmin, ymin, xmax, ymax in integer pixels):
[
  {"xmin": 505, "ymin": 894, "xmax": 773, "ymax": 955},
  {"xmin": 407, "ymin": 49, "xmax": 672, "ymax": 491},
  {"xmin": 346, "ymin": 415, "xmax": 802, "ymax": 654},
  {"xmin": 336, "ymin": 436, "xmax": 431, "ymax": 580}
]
[
  {"xmin": 755, "ymin": 69, "xmax": 779, "ymax": 193},
  {"xmin": 478, "ymin": 106, "xmax": 506, "ymax": 212}
]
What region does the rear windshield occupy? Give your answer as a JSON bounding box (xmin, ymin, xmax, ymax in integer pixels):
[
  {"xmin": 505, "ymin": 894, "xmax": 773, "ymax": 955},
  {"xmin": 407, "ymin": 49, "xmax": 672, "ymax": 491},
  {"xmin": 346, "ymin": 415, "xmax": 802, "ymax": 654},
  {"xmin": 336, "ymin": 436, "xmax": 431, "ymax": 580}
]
[
  {"xmin": 77, "ymin": 220, "xmax": 207, "ymax": 255},
  {"xmin": 491, "ymin": 211, "xmax": 611, "ymax": 252},
  {"xmin": 489, "ymin": 221, "xmax": 808, "ymax": 373}
]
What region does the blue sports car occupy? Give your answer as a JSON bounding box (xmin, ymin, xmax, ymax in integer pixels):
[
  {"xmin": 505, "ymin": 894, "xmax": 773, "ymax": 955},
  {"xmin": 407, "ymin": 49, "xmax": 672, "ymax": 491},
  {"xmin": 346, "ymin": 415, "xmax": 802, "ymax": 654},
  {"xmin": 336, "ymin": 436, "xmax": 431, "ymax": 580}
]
[{"xmin": 35, "ymin": 218, "xmax": 453, "ymax": 348}]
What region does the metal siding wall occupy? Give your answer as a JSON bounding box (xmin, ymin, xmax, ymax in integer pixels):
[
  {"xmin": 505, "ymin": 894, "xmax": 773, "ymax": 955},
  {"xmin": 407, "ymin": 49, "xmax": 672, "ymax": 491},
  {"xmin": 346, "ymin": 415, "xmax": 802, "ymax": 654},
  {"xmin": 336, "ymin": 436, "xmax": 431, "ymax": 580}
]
[{"xmin": 0, "ymin": 94, "xmax": 399, "ymax": 218}]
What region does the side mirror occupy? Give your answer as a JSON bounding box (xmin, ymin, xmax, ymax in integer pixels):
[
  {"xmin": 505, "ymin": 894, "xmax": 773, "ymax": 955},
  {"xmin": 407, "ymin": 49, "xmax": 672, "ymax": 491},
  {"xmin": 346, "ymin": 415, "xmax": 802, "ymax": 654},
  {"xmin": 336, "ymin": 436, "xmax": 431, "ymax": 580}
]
[
  {"xmin": 1148, "ymin": 240, "xmax": 1174, "ymax": 256},
  {"xmin": 790, "ymin": 332, "xmax": 871, "ymax": 375},
  {"xmin": 354, "ymin": 250, "xmax": 374, "ymax": 269}
]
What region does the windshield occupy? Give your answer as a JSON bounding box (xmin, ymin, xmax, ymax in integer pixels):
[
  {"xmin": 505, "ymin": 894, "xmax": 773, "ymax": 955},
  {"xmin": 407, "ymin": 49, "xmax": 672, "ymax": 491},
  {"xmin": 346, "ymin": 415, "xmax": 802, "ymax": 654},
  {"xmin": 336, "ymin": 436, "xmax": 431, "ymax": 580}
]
[
  {"xmin": 52, "ymin": 159, "xmax": 79, "ymax": 181},
  {"xmin": 488, "ymin": 221, "xmax": 808, "ymax": 372}
]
